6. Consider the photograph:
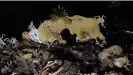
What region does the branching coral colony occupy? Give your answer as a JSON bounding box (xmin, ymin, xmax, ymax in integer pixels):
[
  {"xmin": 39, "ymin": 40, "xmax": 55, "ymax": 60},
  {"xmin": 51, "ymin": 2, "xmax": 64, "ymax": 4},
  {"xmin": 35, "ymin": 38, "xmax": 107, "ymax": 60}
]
[{"xmin": 0, "ymin": 5, "xmax": 133, "ymax": 75}]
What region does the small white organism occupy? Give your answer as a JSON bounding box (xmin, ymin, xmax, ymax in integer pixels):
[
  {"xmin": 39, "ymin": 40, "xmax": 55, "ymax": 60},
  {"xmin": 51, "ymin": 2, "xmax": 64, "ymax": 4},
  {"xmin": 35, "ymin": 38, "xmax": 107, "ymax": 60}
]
[
  {"xmin": 28, "ymin": 21, "xmax": 42, "ymax": 43},
  {"xmin": 93, "ymin": 15, "xmax": 106, "ymax": 29}
]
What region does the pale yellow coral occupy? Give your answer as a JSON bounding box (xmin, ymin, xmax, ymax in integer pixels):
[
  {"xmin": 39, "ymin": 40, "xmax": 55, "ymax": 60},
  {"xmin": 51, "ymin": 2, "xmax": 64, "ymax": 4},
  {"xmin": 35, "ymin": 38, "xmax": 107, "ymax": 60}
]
[{"xmin": 38, "ymin": 15, "xmax": 105, "ymax": 43}]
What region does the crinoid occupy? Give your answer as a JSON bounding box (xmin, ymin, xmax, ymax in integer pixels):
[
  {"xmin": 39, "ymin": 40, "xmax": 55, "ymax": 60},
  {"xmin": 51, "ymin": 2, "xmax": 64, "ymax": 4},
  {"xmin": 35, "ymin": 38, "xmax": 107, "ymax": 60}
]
[{"xmin": 49, "ymin": 5, "xmax": 72, "ymax": 24}]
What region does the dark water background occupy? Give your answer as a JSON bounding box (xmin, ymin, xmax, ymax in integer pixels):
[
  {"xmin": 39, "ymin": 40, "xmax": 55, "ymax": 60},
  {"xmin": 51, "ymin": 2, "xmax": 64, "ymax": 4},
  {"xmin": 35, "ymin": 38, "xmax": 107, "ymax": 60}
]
[{"xmin": 0, "ymin": 1, "xmax": 132, "ymax": 45}]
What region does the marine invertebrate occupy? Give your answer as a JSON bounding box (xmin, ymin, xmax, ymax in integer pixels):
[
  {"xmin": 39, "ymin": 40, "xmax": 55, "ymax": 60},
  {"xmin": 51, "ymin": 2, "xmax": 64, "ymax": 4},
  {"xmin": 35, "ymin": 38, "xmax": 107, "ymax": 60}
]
[
  {"xmin": 93, "ymin": 15, "xmax": 106, "ymax": 29},
  {"xmin": 38, "ymin": 9, "xmax": 105, "ymax": 43},
  {"xmin": 22, "ymin": 21, "xmax": 41, "ymax": 43},
  {"xmin": 49, "ymin": 5, "xmax": 71, "ymax": 23},
  {"xmin": 28, "ymin": 21, "xmax": 42, "ymax": 43},
  {"xmin": 22, "ymin": 31, "xmax": 30, "ymax": 41}
]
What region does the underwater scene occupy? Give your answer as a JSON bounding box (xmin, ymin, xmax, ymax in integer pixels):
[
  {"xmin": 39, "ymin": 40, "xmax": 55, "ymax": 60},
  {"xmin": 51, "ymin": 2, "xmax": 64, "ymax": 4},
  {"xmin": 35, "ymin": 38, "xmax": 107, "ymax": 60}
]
[{"xmin": 0, "ymin": 1, "xmax": 133, "ymax": 75}]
